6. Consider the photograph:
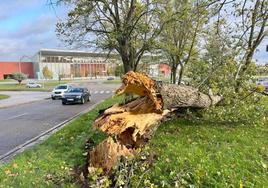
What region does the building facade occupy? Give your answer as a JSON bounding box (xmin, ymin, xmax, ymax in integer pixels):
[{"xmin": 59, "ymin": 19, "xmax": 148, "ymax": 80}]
[
  {"xmin": 0, "ymin": 62, "xmax": 34, "ymax": 80},
  {"xmin": 33, "ymin": 49, "xmax": 120, "ymax": 80},
  {"xmin": 148, "ymin": 63, "xmax": 171, "ymax": 77}
]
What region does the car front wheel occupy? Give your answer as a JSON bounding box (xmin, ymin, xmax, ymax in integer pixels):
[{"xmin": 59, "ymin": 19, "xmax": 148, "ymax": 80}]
[
  {"xmin": 81, "ymin": 97, "xmax": 85, "ymax": 104},
  {"xmin": 62, "ymin": 101, "xmax": 66, "ymax": 105}
]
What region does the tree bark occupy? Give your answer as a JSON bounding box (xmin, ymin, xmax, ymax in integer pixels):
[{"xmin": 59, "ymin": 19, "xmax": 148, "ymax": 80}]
[{"xmin": 87, "ymin": 71, "xmax": 222, "ymax": 173}]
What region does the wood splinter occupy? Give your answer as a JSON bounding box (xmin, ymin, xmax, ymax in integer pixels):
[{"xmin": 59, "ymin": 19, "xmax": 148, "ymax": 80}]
[{"xmin": 87, "ymin": 71, "xmax": 222, "ymax": 173}]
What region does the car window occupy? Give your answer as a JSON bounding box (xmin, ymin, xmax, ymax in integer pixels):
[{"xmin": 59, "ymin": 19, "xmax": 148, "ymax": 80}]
[
  {"xmin": 55, "ymin": 85, "xmax": 67, "ymax": 89},
  {"xmin": 68, "ymin": 88, "xmax": 83, "ymax": 92}
]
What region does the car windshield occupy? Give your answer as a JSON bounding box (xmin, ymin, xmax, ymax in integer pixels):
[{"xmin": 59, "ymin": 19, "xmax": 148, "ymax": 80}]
[
  {"xmin": 68, "ymin": 88, "xmax": 83, "ymax": 93},
  {"xmin": 55, "ymin": 85, "xmax": 67, "ymax": 89}
]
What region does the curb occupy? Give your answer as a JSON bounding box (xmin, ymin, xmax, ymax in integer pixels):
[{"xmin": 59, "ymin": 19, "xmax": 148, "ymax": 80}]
[{"xmin": 0, "ymin": 99, "xmax": 104, "ymax": 163}]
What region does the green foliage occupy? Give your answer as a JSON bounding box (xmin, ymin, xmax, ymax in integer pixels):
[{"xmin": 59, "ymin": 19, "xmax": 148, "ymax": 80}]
[
  {"xmin": 114, "ymin": 64, "xmax": 124, "ymax": 77},
  {"xmin": 42, "ymin": 66, "xmax": 53, "ymax": 79},
  {"xmin": 158, "ymin": 0, "xmax": 208, "ymax": 84},
  {"xmin": 11, "ymin": 72, "xmax": 27, "ymax": 84},
  {"xmin": 57, "ymin": 0, "xmax": 161, "ymax": 73}
]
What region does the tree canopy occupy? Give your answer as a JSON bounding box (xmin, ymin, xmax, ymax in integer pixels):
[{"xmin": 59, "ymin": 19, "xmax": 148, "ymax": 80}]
[{"xmin": 57, "ymin": 0, "xmax": 164, "ymax": 73}]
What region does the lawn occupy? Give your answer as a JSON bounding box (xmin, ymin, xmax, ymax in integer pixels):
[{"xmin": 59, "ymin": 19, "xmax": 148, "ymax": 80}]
[
  {"xmin": 0, "ymin": 94, "xmax": 10, "ymax": 100},
  {"xmin": 0, "ymin": 81, "xmax": 67, "ymax": 92},
  {"xmin": 0, "ymin": 97, "xmax": 267, "ymax": 187},
  {"xmin": 0, "ymin": 79, "xmax": 14, "ymax": 82}
]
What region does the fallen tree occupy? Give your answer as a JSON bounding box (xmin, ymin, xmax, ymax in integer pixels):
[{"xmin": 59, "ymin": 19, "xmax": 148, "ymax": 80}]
[{"xmin": 87, "ymin": 71, "xmax": 222, "ymax": 173}]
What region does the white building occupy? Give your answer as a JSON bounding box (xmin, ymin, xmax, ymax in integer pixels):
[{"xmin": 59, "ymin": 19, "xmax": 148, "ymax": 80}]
[{"xmin": 32, "ymin": 49, "xmax": 120, "ymax": 80}]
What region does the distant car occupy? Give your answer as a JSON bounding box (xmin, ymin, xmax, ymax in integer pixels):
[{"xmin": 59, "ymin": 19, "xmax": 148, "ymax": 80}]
[
  {"xmin": 61, "ymin": 87, "xmax": 91, "ymax": 105},
  {"xmin": 107, "ymin": 77, "xmax": 115, "ymax": 80},
  {"xmin": 26, "ymin": 82, "xmax": 42, "ymax": 88},
  {"xmin": 51, "ymin": 84, "xmax": 72, "ymax": 100}
]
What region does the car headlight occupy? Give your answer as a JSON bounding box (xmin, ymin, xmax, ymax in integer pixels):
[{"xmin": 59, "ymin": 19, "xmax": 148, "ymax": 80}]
[{"xmin": 76, "ymin": 95, "xmax": 82, "ymax": 99}]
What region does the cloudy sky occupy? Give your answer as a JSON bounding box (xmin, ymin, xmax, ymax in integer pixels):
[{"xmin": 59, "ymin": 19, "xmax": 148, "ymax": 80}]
[
  {"xmin": 0, "ymin": 1, "xmax": 267, "ymax": 64},
  {"xmin": 0, "ymin": 0, "xmax": 70, "ymax": 61}
]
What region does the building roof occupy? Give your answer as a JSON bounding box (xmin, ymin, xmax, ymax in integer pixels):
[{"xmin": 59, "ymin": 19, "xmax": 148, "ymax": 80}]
[{"xmin": 39, "ymin": 49, "xmax": 120, "ymax": 59}]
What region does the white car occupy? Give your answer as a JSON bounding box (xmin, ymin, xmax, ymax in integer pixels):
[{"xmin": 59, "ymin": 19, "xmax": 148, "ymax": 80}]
[
  {"xmin": 51, "ymin": 84, "xmax": 72, "ymax": 100},
  {"xmin": 26, "ymin": 82, "xmax": 42, "ymax": 88}
]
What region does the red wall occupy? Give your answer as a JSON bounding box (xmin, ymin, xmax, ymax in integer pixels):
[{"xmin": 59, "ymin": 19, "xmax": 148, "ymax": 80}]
[
  {"xmin": 0, "ymin": 62, "xmax": 34, "ymax": 80},
  {"xmin": 159, "ymin": 63, "xmax": 171, "ymax": 75}
]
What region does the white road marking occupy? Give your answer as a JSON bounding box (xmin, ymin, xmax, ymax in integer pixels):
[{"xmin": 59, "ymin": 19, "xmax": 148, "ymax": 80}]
[
  {"xmin": 6, "ymin": 113, "xmax": 28, "ymax": 120},
  {"xmin": 105, "ymin": 91, "xmax": 110, "ymax": 94},
  {"xmin": 100, "ymin": 91, "xmax": 104, "ymax": 94},
  {"xmin": 94, "ymin": 91, "xmax": 98, "ymax": 94}
]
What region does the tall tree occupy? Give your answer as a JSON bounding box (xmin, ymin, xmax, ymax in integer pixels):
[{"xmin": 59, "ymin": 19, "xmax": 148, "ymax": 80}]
[
  {"xmin": 158, "ymin": 0, "xmax": 207, "ymax": 84},
  {"xmin": 56, "ymin": 0, "xmax": 163, "ymax": 73},
  {"xmin": 211, "ymin": 0, "xmax": 268, "ymax": 88}
]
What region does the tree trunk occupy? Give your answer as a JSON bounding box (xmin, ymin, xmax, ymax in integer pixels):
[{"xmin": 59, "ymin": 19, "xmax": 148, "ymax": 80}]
[
  {"xmin": 87, "ymin": 71, "xmax": 222, "ymax": 173},
  {"xmin": 177, "ymin": 64, "xmax": 184, "ymax": 85},
  {"xmin": 171, "ymin": 64, "xmax": 177, "ymax": 84}
]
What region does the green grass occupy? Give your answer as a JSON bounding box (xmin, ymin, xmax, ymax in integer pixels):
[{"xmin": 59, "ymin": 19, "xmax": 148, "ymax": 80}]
[
  {"xmin": 0, "ymin": 96, "xmax": 123, "ymax": 187},
  {"xmin": 134, "ymin": 118, "xmax": 268, "ymax": 187},
  {"xmin": 0, "ymin": 81, "xmax": 67, "ymax": 92},
  {"xmin": 0, "ymin": 94, "xmax": 10, "ymax": 100},
  {"xmin": 0, "ymin": 79, "xmax": 13, "ymax": 82},
  {"xmin": 0, "ymin": 96, "xmax": 267, "ymax": 187}
]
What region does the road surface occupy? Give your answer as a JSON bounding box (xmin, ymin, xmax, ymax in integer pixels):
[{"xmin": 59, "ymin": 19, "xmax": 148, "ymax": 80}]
[{"xmin": 0, "ymin": 82, "xmax": 119, "ymax": 158}]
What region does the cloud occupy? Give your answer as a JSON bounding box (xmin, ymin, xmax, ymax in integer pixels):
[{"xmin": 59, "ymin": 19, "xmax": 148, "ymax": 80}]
[
  {"xmin": 0, "ymin": 1, "xmax": 69, "ymax": 61},
  {"xmin": 11, "ymin": 14, "xmax": 56, "ymax": 38}
]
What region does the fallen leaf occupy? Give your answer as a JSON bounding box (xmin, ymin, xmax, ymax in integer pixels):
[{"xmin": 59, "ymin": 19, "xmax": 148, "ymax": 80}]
[{"xmin": 13, "ymin": 163, "xmax": 18, "ymax": 169}]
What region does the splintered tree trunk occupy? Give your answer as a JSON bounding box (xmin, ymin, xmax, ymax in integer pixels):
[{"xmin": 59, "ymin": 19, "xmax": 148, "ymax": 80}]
[{"xmin": 87, "ymin": 71, "xmax": 222, "ymax": 173}]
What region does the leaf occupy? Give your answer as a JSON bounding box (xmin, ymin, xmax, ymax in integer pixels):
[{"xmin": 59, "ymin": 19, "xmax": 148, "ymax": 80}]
[
  {"xmin": 12, "ymin": 163, "xmax": 18, "ymax": 169},
  {"xmin": 5, "ymin": 170, "xmax": 11, "ymax": 175},
  {"xmin": 261, "ymin": 161, "xmax": 267, "ymax": 169}
]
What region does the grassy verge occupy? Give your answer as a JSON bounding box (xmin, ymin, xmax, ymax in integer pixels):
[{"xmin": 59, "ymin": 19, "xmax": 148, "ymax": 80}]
[
  {"xmin": 0, "ymin": 81, "xmax": 67, "ymax": 92},
  {"xmin": 0, "ymin": 79, "xmax": 13, "ymax": 82},
  {"xmin": 0, "ymin": 96, "xmax": 123, "ymax": 187},
  {"xmin": 0, "ymin": 94, "xmax": 10, "ymax": 100},
  {"xmin": 131, "ymin": 97, "xmax": 268, "ymax": 187},
  {"xmin": 0, "ymin": 97, "xmax": 267, "ymax": 187}
]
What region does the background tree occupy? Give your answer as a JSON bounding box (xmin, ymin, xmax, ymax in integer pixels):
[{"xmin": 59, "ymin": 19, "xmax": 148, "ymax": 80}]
[
  {"xmin": 42, "ymin": 66, "xmax": 53, "ymax": 79},
  {"xmin": 158, "ymin": 0, "xmax": 208, "ymax": 84},
  {"xmin": 56, "ymin": 0, "xmax": 164, "ymax": 73},
  {"xmin": 210, "ymin": 0, "xmax": 268, "ymax": 88},
  {"xmin": 12, "ymin": 72, "xmax": 28, "ymax": 85}
]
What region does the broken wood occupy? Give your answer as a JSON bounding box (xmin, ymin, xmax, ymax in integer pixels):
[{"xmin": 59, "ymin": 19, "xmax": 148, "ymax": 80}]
[{"xmin": 87, "ymin": 71, "xmax": 222, "ymax": 173}]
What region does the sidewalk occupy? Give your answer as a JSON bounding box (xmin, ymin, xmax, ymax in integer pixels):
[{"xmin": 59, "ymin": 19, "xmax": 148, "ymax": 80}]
[{"xmin": 0, "ymin": 91, "xmax": 51, "ymax": 108}]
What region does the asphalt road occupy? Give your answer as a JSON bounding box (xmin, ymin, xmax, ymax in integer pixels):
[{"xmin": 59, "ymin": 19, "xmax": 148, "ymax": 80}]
[{"xmin": 0, "ymin": 82, "xmax": 119, "ymax": 157}]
